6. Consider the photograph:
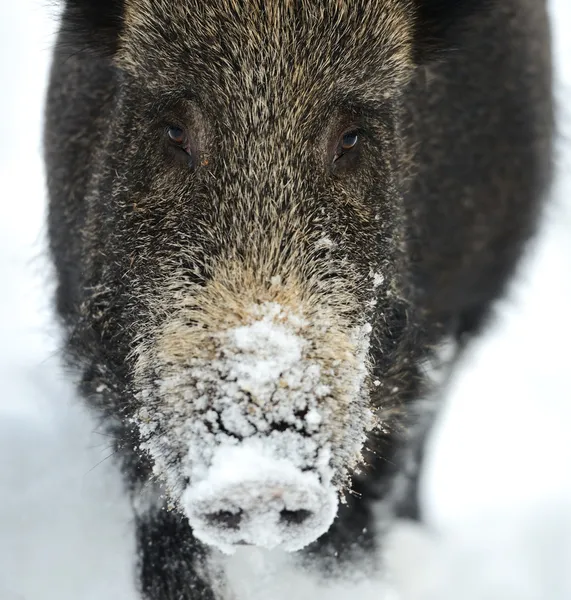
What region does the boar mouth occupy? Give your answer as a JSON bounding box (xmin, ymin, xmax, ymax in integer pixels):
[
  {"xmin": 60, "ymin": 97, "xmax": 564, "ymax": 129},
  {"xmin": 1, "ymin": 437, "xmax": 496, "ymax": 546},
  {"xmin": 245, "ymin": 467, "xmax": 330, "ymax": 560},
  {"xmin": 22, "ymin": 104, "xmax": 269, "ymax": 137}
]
[{"xmin": 132, "ymin": 292, "xmax": 375, "ymax": 550}]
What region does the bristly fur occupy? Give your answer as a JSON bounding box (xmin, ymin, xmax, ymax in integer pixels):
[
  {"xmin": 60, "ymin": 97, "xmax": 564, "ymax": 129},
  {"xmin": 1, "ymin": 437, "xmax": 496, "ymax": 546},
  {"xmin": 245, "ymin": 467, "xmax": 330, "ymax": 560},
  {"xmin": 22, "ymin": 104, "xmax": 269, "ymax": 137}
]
[
  {"xmin": 412, "ymin": 0, "xmax": 496, "ymax": 61},
  {"xmin": 56, "ymin": 0, "xmax": 495, "ymax": 63},
  {"xmin": 45, "ymin": 0, "xmax": 553, "ymax": 597},
  {"xmin": 56, "ymin": 0, "xmax": 125, "ymax": 56}
]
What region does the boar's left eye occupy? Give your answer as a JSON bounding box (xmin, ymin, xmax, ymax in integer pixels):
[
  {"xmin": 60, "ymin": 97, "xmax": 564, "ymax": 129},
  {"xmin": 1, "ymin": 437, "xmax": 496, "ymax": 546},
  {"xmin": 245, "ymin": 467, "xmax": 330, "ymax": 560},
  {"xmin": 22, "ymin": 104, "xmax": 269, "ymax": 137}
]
[
  {"xmin": 167, "ymin": 125, "xmax": 190, "ymax": 151},
  {"xmin": 165, "ymin": 124, "xmax": 198, "ymax": 166},
  {"xmin": 340, "ymin": 132, "xmax": 359, "ymax": 151},
  {"xmin": 167, "ymin": 125, "xmax": 186, "ymax": 144},
  {"xmin": 332, "ymin": 130, "xmax": 361, "ymax": 169}
]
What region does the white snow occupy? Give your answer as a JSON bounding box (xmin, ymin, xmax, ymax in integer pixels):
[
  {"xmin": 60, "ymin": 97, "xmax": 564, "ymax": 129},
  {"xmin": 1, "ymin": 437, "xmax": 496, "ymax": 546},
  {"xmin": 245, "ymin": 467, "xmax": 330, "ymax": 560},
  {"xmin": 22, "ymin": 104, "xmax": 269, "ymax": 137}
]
[
  {"xmin": 219, "ymin": 546, "xmax": 399, "ymax": 600},
  {"xmin": 229, "ymin": 305, "xmax": 307, "ymax": 397},
  {"xmin": 1, "ymin": 1, "xmax": 571, "ymax": 599},
  {"xmin": 183, "ymin": 439, "xmax": 338, "ymax": 553},
  {"xmin": 370, "ymin": 271, "xmax": 385, "ymax": 289}
]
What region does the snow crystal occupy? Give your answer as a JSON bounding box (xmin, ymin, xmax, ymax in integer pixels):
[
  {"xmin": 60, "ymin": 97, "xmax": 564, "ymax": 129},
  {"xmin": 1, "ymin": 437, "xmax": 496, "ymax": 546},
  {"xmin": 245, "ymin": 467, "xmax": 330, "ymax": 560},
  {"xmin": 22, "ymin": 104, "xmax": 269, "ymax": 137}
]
[
  {"xmin": 371, "ymin": 272, "xmax": 385, "ymax": 289},
  {"xmin": 314, "ymin": 236, "xmax": 336, "ymax": 250}
]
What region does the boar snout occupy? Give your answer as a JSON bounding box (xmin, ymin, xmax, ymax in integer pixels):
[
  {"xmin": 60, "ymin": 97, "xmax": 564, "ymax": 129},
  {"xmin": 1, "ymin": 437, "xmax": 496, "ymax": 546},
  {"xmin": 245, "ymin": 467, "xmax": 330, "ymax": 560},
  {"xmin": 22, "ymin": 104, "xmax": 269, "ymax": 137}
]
[
  {"xmin": 182, "ymin": 441, "xmax": 338, "ymax": 553},
  {"xmin": 133, "ymin": 296, "xmax": 375, "ymax": 549}
]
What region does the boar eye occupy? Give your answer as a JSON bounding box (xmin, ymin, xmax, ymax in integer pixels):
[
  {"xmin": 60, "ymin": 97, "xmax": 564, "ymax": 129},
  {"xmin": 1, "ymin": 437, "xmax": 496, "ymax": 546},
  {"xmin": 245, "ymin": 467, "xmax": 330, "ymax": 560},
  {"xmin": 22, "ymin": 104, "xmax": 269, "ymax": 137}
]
[
  {"xmin": 332, "ymin": 130, "xmax": 361, "ymax": 169},
  {"xmin": 166, "ymin": 125, "xmax": 195, "ymax": 167},
  {"xmin": 167, "ymin": 125, "xmax": 189, "ymax": 150},
  {"xmin": 340, "ymin": 132, "xmax": 358, "ymax": 151}
]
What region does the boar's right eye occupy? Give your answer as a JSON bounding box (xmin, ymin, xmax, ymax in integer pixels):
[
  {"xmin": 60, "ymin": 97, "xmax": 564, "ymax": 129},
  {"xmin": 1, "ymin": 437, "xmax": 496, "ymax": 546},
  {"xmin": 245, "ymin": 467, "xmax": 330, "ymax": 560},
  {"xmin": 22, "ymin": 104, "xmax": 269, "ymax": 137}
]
[
  {"xmin": 167, "ymin": 125, "xmax": 190, "ymax": 151},
  {"xmin": 167, "ymin": 126, "xmax": 186, "ymax": 145},
  {"xmin": 166, "ymin": 125, "xmax": 194, "ymax": 166}
]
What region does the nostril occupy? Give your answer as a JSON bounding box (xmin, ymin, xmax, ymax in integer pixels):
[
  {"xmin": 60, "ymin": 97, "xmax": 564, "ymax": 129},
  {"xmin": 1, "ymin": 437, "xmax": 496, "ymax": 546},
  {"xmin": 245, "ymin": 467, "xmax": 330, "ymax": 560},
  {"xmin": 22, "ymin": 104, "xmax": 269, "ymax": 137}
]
[
  {"xmin": 280, "ymin": 509, "xmax": 312, "ymax": 526},
  {"xmin": 205, "ymin": 510, "xmax": 243, "ymax": 530}
]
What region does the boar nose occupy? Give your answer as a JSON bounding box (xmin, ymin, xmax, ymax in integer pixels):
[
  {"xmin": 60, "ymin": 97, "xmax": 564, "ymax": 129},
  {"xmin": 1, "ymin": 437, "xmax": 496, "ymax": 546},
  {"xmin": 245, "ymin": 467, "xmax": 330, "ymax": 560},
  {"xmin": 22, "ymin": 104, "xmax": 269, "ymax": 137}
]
[
  {"xmin": 206, "ymin": 506, "xmax": 312, "ymax": 530},
  {"xmin": 194, "ymin": 482, "xmax": 316, "ymax": 545},
  {"xmin": 184, "ymin": 476, "xmax": 335, "ymax": 552},
  {"xmin": 181, "ymin": 444, "xmax": 338, "ymax": 553}
]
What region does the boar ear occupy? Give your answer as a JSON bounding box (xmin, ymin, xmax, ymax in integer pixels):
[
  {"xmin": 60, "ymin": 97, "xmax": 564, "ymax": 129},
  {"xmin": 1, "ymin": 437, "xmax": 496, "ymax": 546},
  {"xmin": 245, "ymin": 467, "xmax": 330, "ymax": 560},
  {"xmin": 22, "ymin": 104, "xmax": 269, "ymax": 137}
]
[
  {"xmin": 58, "ymin": 0, "xmax": 125, "ymax": 57},
  {"xmin": 412, "ymin": 0, "xmax": 494, "ymax": 63}
]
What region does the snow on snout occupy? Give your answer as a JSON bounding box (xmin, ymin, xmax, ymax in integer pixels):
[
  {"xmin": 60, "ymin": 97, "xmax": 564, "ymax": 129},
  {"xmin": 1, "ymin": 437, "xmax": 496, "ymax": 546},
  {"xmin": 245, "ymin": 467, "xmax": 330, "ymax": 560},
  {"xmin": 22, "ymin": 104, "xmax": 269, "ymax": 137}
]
[
  {"xmin": 228, "ymin": 308, "xmax": 306, "ymax": 400},
  {"xmin": 178, "ymin": 306, "xmax": 339, "ymax": 552},
  {"xmin": 134, "ymin": 300, "xmax": 374, "ymax": 533},
  {"xmin": 182, "ymin": 439, "xmax": 339, "ymax": 554}
]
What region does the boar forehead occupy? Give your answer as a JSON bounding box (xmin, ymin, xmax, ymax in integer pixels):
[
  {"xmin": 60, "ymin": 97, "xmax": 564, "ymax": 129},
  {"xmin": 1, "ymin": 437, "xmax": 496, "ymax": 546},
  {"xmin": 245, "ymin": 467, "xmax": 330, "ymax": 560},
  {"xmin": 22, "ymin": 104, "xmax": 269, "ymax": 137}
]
[
  {"xmin": 104, "ymin": 1, "xmax": 409, "ymax": 277},
  {"xmin": 117, "ymin": 0, "xmax": 415, "ymax": 100}
]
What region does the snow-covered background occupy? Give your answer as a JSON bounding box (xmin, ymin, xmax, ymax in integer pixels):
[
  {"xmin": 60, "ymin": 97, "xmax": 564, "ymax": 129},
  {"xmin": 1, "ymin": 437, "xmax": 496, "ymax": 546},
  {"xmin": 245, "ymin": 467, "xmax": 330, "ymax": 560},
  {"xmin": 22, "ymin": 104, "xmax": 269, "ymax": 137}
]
[{"xmin": 0, "ymin": 1, "xmax": 570, "ymax": 599}]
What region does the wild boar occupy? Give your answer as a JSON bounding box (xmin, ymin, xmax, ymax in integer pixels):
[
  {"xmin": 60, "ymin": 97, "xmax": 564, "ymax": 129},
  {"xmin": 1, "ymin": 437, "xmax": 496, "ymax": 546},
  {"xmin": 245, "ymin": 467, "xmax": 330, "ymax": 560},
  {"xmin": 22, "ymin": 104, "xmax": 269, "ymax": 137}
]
[{"xmin": 44, "ymin": 0, "xmax": 553, "ymax": 597}]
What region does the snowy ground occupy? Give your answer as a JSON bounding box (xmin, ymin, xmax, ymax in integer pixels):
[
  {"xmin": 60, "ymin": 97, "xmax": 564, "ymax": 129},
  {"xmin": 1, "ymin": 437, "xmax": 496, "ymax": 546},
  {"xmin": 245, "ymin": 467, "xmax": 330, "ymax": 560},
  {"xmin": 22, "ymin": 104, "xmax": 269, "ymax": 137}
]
[{"xmin": 0, "ymin": 1, "xmax": 570, "ymax": 599}]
